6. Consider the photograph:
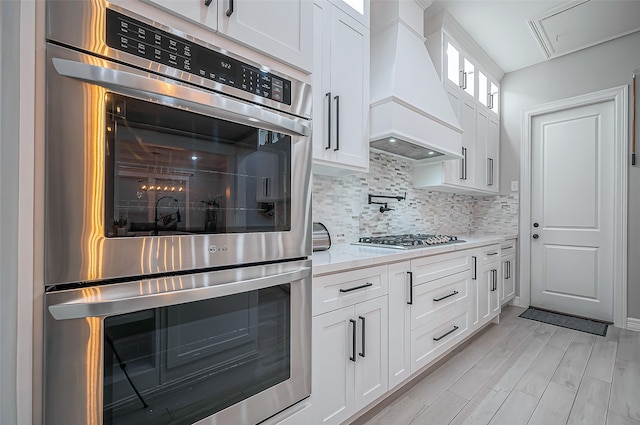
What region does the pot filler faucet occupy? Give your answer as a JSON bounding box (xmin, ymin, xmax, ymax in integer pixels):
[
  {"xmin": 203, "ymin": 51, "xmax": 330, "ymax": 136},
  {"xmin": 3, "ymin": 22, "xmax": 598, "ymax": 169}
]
[{"xmin": 368, "ymin": 192, "xmax": 406, "ymax": 213}]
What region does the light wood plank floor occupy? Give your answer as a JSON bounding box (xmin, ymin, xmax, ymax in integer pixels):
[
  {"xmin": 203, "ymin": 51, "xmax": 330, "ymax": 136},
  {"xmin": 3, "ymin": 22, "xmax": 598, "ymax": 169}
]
[{"xmin": 357, "ymin": 305, "xmax": 640, "ymax": 425}]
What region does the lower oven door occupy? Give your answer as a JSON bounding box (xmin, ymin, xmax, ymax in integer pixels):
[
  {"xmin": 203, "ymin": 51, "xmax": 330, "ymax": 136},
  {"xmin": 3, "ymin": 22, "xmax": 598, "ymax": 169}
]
[{"xmin": 44, "ymin": 259, "xmax": 311, "ymax": 425}]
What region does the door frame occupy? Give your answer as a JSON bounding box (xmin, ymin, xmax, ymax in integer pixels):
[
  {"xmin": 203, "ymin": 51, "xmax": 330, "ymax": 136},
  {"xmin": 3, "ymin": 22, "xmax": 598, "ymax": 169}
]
[{"xmin": 519, "ymin": 85, "xmax": 628, "ymax": 328}]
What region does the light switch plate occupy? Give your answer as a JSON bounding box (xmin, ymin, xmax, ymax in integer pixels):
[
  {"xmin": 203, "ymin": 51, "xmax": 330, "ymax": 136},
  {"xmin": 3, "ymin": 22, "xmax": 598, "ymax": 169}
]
[{"xmin": 510, "ymin": 180, "xmax": 519, "ymax": 192}]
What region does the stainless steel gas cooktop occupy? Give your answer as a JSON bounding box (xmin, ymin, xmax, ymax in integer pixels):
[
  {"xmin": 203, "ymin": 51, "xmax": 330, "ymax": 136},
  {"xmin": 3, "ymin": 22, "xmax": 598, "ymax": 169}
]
[{"xmin": 352, "ymin": 234, "xmax": 465, "ymax": 250}]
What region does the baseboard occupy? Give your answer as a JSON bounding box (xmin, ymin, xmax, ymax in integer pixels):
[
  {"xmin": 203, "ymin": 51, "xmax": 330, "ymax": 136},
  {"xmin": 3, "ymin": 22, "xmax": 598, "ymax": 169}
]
[
  {"xmin": 512, "ymin": 296, "xmax": 528, "ymax": 308},
  {"xmin": 627, "ymin": 318, "xmax": 640, "ymax": 332}
]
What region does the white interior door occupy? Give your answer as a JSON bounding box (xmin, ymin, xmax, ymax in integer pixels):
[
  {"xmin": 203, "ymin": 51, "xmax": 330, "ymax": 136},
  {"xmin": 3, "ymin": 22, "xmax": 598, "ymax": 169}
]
[{"xmin": 530, "ymin": 100, "xmax": 615, "ymax": 322}]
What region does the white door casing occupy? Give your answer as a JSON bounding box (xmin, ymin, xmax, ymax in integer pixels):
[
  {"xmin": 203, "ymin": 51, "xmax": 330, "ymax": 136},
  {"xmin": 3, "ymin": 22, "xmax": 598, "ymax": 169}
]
[{"xmin": 520, "ymin": 86, "xmax": 628, "ymax": 327}]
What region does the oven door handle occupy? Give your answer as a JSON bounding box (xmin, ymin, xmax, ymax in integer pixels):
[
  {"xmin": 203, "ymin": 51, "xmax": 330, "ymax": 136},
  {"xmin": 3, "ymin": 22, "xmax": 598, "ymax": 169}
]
[
  {"xmin": 51, "ymin": 57, "xmax": 311, "ymax": 137},
  {"xmin": 48, "ymin": 267, "xmax": 310, "ymax": 320}
]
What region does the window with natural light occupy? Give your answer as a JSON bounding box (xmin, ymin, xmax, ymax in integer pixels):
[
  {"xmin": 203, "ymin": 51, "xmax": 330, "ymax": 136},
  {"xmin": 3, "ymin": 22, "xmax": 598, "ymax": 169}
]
[
  {"xmin": 478, "ymin": 72, "xmax": 488, "ymax": 106},
  {"xmin": 447, "ymin": 43, "xmax": 459, "ymax": 85}
]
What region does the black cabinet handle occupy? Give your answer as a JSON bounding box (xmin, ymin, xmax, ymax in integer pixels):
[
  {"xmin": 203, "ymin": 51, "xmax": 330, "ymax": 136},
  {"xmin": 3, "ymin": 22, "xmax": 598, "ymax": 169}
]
[
  {"xmin": 339, "ymin": 282, "xmax": 373, "ymax": 293},
  {"xmin": 460, "ymin": 147, "xmax": 467, "ymax": 180},
  {"xmin": 325, "ymin": 92, "xmax": 331, "ymax": 150},
  {"xmin": 472, "ymin": 256, "xmax": 477, "ymax": 280},
  {"xmin": 226, "ymin": 0, "xmax": 234, "ymax": 17},
  {"xmin": 204, "ymin": 0, "xmax": 213, "ymax": 6},
  {"xmin": 359, "ymin": 316, "xmax": 365, "ymax": 358},
  {"xmin": 508, "ymin": 261, "xmax": 511, "ymax": 280},
  {"xmin": 349, "ymin": 319, "xmax": 356, "ymax": 362},
  {"xmin": 533, "ymin": 234, "xmax": 539, "ymax": 239},
  {"xmin": 433, "ymin": 291, "xmax": 459, "ymax": 302},
  {"xmin": 433, "ymin": 325, "xmax": 459, "ymax": 342},
  {"xmin": 333, "ymin": 95, "xmax": 340, "ymax": 151},
  {"xmin": 487, "ymin": 252, "xmax": 499, "ymax": 256},
  {"xmin": 407, "ymin": 271, "xmax": 413, "ymax": 305}
]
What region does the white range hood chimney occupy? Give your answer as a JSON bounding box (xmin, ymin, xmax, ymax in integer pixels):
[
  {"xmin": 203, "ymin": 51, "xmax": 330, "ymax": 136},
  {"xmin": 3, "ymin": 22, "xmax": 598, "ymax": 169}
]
[{"xmin": 369, "ymin": 0, "xmax": 463, "ymax": 161}]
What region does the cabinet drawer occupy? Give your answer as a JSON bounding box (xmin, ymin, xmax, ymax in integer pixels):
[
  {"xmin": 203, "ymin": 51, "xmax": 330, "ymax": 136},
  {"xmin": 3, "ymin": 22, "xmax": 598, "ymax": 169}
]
[
  {"xmin": 411, "ymin": 251, "xmax": 471, "ymax": 284},
  {"xmin": 410, "ymin": 305, "xmax": 469, "ymax": 374},
  {"xmin": 313, "ymin": 265, "xmax": 388, "ymax": 316},
  {"xmin": 475, "ymin": 244, "xmax": 501, "ymax": 265},
  {"xmin": 501, "ymin": 240, "xmax": 516, "ymax": 257},
  {"xmin": 411, "ymin": 270, "xmax": 470, "ymax": 330}
]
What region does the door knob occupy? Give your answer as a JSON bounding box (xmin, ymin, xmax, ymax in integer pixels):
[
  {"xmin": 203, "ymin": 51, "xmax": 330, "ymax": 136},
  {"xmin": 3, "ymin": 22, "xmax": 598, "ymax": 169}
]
[
  {"xmin": 533, "ymin": 223, "xmax": 539, "ymax": 228},
  {"xmin": 532, "ymin": 234, "xmax": 539, "ymax": 239}
]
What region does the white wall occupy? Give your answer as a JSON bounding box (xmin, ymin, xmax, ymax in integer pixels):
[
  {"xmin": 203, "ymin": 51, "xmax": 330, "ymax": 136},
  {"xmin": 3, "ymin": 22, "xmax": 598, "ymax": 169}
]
[{"xmin": 501, "ymin": 31, "xmax": 640, "ymax": 318}]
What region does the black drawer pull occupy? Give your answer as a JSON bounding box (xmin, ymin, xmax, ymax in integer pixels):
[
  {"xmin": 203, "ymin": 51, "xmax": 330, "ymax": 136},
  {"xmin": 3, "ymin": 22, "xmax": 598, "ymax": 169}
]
[
  {"xmin": 359, "ymin": 316, "xmax": 366, "ymax": 358},
  {"xmin": 340, "ymin": 283, "xmax": 373, "ymax": 293},
  {"xmin": 407, "ymin": 271, "xmax": 413, "ymax": 305},
  {"xmin": 487, "ymin": 252, "xmax": 499, "ymax": 256},
  {"xmin": 433, "ymin": 291, "xmax": 459, "ymax": 302},
  {"xmin": 349, "ymin": 319, "xmax": 357, "ymax": 362},
  {"xmin": 433, "ymin": 325, "xmax": 459, "ymax": 342}
]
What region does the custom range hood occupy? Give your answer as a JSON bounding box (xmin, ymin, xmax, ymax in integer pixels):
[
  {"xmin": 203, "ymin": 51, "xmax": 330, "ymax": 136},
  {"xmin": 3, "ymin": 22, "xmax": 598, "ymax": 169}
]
[{"xmin": 370, "ymin": 0, "xmax": 463, "ymax": 162}]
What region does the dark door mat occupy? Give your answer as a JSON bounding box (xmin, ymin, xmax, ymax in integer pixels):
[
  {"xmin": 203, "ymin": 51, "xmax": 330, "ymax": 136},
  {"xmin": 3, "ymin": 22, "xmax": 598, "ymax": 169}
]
[{"xmin": 519, "ymin": 307, "xmax": 608, "ymax": 336}]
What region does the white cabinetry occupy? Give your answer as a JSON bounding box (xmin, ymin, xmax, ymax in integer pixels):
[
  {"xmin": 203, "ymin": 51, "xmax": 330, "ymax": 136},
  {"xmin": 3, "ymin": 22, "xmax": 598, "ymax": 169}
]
[
  {"xmin": 415, "ymin": 29, "xmax": 500, "ymax": 194},
  {"xmin": 312, "ymin": 266, "xmax": 388, "ymax": 425},
  {"xmin": 501, "ymin": 239, "xmax": 517, "ymax": 305},
  {"xmin": 387, "ymin": 251, "xmax": 472, "ymax": 379},
  {"xmin": 312, "ymin": 0, "xmax": 370, "ymax": 176},
  {"xmin": 470, "ymin": 245, "xmax": 501, "ymax": 331},
  {"xmin": 388, "ymin": 262, "xmax": 411, "ymax": 390},
  {"xmin": 143, "ymin": 0, "xmax": 312, "ymax": 71}
]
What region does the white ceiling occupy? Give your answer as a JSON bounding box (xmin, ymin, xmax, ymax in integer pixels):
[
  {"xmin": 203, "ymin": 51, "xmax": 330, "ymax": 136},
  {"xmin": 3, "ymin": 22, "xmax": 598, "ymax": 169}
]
[{"xmin": 425, "ymin": 0, "xmax": 640, "ymax": 74}]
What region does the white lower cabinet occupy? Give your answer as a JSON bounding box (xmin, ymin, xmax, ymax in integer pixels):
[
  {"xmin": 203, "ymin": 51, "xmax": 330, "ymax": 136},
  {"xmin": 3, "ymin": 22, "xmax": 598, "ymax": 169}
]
[
  {"xmin": 411, "ymin": 304, "xmax": 470, "ymax": 374},
  {"xmin": 388, "ymin": 262, "xmax": 411, "ymax": 390},
  {"xmin": 312, "ymin": 267, "xmax": 388, "ymax": 425},
  {"xmin": 501, "ymin": 239, "xmax": 517, "ymax": 305},
  {"xmin": 313, "ymin": 242, "xmax": 507, "ymax": 424},
  {"xmin": 471, "ymin": 245, "xmax": 501, "ymax": 331}
]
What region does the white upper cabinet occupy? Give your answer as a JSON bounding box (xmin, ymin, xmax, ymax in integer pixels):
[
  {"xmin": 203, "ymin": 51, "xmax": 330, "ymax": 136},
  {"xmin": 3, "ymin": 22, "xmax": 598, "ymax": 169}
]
[
  {"xmin": 416, "ymin": 26, "xmax": 501, "ymax": 194},
  {"xmin": 143, "ymin": 0, "xmax": 313, "ymax": 72},
  {"xmin": 312, "ymin": 0, "xmax": 370, "ymax": 176}
]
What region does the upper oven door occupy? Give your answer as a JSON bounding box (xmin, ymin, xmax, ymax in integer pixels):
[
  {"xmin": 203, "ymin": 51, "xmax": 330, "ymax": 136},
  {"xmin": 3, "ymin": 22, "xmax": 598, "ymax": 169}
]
[{"xmin": 45, "ymin": 43, "xmax": 312, "ymax": 286}]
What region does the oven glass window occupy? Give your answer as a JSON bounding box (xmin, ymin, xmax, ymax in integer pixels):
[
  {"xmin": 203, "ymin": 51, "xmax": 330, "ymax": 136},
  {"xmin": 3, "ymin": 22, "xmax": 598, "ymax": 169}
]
[
  {"xmin": 105, "ymin": 93, "xmax": 292, "ymax": 237},
  {"xmin": 103, "ymin": 284, "xmax": 291, "ymax": 425}
]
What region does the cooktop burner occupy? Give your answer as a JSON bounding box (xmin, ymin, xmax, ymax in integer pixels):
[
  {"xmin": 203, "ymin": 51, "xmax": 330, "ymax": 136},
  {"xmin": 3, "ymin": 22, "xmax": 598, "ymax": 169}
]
[{"xmin": 352, "ymin": 234, "xmax": 465, "ymax": 250}]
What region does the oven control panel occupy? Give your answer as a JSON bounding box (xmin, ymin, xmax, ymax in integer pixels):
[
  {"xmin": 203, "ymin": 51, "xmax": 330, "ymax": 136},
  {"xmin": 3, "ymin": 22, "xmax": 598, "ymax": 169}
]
[{"xmin": 105, "ymin": 8, "xmax": 292, "ymax": 105}]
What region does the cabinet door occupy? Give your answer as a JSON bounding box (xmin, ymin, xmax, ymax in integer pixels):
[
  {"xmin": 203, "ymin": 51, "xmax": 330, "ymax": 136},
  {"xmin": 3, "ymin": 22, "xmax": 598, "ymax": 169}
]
[
  {"xmin": 486, "ymin": 116, "xmax": 499, "ymax": 192},
  {"xmin": 328, "ymin": 6, "xmax": 369, "ymax": 170},
  {"xmin": 218, "ymin": 0, "xmax": 312, "ymax": 71},
  {"xmin": 443, "ymin": 85, "xmax": 477, "ymax": 189},
  {"xmin": 475, "ymin": 107, "xmax": 489, "ymax": 190},
  {"xmin": 312, "ymin": 0, "xmax": 333, "ymax": 163},
  {"xmin": 143, "ymin": 0, "xmax": 218, "ymax": 30},
  {"xmin": 476, "ymin": 262, "xmax": 492, "ymax": 326},
  {"xmin": 501, "ymin": 253, "xmax": 516, "ymax": 304},
  {"xmin": 388, "ymin": 262, "xmax": 411, "ymax": 390},
  {"xmin": 312, "ymin": 307, "xmax": 356, "ymax": 425},
  {"xmin": 354, "ymin": 296, "xmax": 388, "ymax": 409}
]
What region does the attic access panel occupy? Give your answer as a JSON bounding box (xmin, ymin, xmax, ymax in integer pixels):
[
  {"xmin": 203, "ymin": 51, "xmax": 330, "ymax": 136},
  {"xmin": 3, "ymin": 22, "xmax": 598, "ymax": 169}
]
[{"xmin": 528, "ymin": 0, "xmax": 640, "ymax": 59}]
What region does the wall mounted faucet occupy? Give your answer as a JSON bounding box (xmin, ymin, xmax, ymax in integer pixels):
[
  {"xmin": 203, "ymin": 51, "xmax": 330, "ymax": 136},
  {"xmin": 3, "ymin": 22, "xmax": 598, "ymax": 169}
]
[{"xmin": 368, "ymin": 192, "xmax": 406, "ymax": 213}]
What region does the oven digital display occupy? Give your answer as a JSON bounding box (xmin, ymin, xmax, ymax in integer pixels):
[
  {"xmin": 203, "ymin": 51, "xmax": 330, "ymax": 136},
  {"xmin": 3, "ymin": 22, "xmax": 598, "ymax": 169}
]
[{"xmin": 105, "ymin": 8, "xmax": 292, "ymax": 105}]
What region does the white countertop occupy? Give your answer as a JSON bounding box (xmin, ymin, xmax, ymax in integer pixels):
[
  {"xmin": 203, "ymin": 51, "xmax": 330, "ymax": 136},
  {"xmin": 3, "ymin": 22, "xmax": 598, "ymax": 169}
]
[{"xmin": 312, "ymin": 234, "xmax": 516, "ymax": 276}]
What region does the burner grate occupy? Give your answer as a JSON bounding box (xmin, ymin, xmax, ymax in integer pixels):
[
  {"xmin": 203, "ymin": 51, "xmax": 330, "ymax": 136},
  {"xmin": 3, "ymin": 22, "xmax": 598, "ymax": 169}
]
[{"xmin": 353, "ymin": 234, "xmax": 465, "ymax": 250}]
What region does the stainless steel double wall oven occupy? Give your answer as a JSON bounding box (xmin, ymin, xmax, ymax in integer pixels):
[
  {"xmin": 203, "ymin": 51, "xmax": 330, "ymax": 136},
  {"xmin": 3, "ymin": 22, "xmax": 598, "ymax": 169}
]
[{"xmin": 44, "ymin": 2, "xmax": 312, "ymax": 424}]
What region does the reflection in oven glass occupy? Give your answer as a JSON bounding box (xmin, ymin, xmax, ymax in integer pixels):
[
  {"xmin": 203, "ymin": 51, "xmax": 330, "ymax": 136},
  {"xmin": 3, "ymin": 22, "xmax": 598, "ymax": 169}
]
[
  {"xmin": 105, "ymin": 93, "xmax": 292, "ymax": 237},
  {"xmin": 103, "ymin": 284, "xmax": 291, "ymax": 425}
]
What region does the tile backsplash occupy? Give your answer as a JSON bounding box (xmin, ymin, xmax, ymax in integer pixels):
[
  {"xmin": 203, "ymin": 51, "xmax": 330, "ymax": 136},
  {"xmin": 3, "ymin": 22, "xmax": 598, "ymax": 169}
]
[{"xmin": 312, "ymin": 152, "xmax": 518, "ymax": 243}]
